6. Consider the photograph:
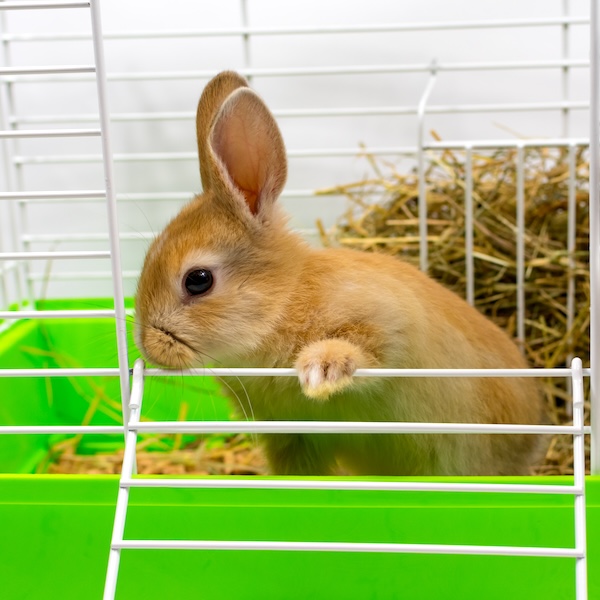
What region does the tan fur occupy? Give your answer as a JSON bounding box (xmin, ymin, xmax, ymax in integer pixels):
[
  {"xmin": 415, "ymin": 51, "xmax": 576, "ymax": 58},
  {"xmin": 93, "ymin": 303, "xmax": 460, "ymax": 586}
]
[{"xmin": 135, "ymin": 71, "xmax": 546, "ymax": 476}]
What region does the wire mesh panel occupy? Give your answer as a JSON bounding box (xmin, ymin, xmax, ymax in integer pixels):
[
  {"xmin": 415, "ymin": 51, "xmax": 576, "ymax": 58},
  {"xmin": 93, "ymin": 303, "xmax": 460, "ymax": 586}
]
[
  {"xmin": 0, "ymin": 1, "xmax": 596, "ymax": 599},
  {"xmin": 102, "ymin": 359, "xmax": 588, "ymax": 600},
  {"xmin": 0, "ymin": 0, "xmax": 130, "ymax": 413}
]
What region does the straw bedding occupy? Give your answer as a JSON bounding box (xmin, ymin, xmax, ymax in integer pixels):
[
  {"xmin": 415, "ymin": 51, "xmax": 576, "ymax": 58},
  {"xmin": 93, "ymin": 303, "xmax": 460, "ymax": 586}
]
[{"xmin": 316, "ymin": 143, "xmax": 590, "ymax": 475}]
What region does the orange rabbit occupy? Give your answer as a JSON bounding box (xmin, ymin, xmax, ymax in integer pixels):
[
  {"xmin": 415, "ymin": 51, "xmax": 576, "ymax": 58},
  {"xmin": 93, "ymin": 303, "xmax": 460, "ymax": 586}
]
[{"xmin": 135, "ymin": 71, "xmax": 546, "ymax": 476}]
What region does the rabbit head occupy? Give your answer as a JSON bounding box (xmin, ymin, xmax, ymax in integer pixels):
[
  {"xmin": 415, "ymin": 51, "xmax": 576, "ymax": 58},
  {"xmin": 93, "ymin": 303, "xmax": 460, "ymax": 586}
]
[{"xmin": 135, "ymin": 71, "xmax": 303, "ymax": 369}]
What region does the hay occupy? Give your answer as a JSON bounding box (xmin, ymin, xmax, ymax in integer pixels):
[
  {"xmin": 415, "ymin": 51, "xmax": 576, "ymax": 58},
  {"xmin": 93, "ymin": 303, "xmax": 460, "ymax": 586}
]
[
  {"xmin": 317, "ymin": 142, "xmax": 591, "ymax": 475},
  {"xmin": 47, "ymin": 434, "xmax": 267, "ymax": 476}
]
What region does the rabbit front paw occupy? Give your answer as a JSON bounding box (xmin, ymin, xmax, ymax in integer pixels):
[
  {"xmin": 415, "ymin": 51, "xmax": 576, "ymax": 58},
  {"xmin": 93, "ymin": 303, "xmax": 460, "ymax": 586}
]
[{"xmin": 295, "ymin": 339, "xmax": 363, "ymax": 400}]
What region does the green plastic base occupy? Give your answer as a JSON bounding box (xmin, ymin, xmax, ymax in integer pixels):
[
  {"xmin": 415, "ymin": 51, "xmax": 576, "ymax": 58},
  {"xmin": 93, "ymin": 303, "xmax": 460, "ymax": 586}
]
[{"xmin": 1, "ymin": 475, "xmax": 598, "ymax": 599}]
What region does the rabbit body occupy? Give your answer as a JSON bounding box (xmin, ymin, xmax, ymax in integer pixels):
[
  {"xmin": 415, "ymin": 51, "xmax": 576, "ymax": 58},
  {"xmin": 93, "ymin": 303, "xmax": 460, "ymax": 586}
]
[{"xmin": 135, "ymin": 71, "xmax": 545, "ymax": 476}]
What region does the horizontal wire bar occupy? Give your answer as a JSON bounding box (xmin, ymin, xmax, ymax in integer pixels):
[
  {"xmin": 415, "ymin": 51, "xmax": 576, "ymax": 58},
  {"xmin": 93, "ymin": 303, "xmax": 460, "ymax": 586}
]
[
  {"xmin": 12, "ymin": 150, "xmax": 411, "ymax": 164},
  {"xmin": 22, "ymin": 232, "xmax": 142, "ymax": 242},
  {"xmin": 0, "ymin": 16, "xmax": 590, "ymax": 40},
  {"xmin": 0, "ymin": 191, "xmax": 219, "ymax": 204},
  {"xmin": 131, "ymin": 420, "xmax": 581, "ymax": 435},
  {"xmin": 143, "ymin": 366, "xmax": 589, "ymax": 378},
  {"xmin": 0, "ymin": 251, "xmax": 110, "ymax": 260},
  {"xmin": 0, "ymin": 1, "xmax": 90, "ymax": 9},
  {"xmin": 0, "ymin": 423, "xmax": 591, "ymax": 437},
  {"xmin": 116, "ymin": 191, "xmax": 191, "ymax": 201},
  {"xmin": 27, "ymin": 270, "xmax": 138, "ymax": 280},
  {"xmin": 121, "ymin": 60, "xmax": 592, "ymax": 78},
  {"xmin": 425, "ymin": 137, "xmax": 590, "ymax": 150},
  {"xmin": 0, "ymin": 65, "xmax": 95, "ymax": 76},
  {"xmin": 0, "ymin": 128, "xmax": 100, "ymax": 138},
  {"xmin": 12, "ymin": 137, "xmax": 589, "ymax": 166},
  {"xmin": 0, "ymin": 365, "xmax": 590, "ymax": 379},
  {"xmin": 19, "ymin": 191, "xmax": 192, "ymax": 203},
  {"xmin": 289, "ymin": 147, "xmax": 421, "ymax": 158},
  {"xmin": 0, "ymin": 366, "xmax": 590, "ymax": 380},
  {"xmin": 113, "ymin": 539, "xmax": 583, "ymax": 558},
  {"xmin": 21, "ymin": 228, "xmax": 316, "ymax": 245},
  {"xmin": 290, "ymin": 139, "xmax": 589, "ymax": 156},
  {"xmin": 0, "ymin": 425, "xmax": 123, "ymax": 434},
  {"xmin": 275, "ymin": 100, "xmax": 590, "ymax": 118},
  {"xmin": 13, "ymin": 151, "xmax": 197, "ymax": 164},
  {"xmin": 0, "ymin": 367, "xmax": 121, "ymax": 378},
  {"xmin": 0, "ymin": 190, "xmax": 105, "ymax": 200},
  {"xmin": 122, "ymin": 477, "xmax": 583, "ymax": 495},
  {"xmin": 7, "ymin": 99, "xmax": 589, "ymax": 126},
  {"xmin": 2, "ymin": 60, "xmax": 589, "ymax": 84},
  {"xmin": 0, "ymin": 309, "xmax": 115, "ymax": 319}
]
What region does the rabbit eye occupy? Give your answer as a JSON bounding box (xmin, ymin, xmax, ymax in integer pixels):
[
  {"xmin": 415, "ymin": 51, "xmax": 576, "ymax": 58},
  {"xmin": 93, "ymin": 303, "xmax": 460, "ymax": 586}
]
[{"xmin": 184, "ymin": 269, "xmax": 214, "ymax": 296}]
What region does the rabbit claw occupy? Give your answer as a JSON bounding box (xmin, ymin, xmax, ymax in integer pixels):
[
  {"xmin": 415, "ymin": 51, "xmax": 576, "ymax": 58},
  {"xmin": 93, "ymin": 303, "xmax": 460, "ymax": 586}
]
[{"xmin": 295, "ymin": 339, "xmax": 361, "ymax": 400}]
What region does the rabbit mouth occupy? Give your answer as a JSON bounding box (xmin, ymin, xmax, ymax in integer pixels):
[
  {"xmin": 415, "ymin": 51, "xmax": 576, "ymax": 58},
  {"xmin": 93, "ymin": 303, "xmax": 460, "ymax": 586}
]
[{"xmin": 140, "ymin": 324, "xmax": 199, "ymax": 369}]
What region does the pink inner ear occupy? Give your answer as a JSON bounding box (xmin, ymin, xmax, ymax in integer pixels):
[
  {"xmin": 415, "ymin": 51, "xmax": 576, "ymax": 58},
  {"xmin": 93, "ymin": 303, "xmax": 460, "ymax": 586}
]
[{"xmin": 211, "ymin": 110, "xmax": 267, "ymax": 215}]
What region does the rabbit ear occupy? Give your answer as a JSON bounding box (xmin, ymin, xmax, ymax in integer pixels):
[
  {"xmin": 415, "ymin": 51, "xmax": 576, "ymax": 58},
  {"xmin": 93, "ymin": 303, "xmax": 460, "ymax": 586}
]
[
  {"xmin": 206, "ymin": 86, "xmax": 288, "ymax": 218},
  {"xmin": 196, "ymin": 71, "xmax": 249, "ymax": 192}
]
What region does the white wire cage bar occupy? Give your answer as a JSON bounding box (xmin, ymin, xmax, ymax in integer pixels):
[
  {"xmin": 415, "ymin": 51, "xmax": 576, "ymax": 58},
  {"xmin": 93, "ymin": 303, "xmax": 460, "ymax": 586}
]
[
  {"xmin": 589, "ymin": 0, "xmax": 600, "ymax": 477},
  {"xmin": 120, "ymin": 477, "xmax": 585, "ymax": 495},
  {"xmin": 0, "ymin": 15, "xmax": 591, "ymax": 40},
  {"xmin": 0, "ymin": 60, "xmax": 591, "ymax": 83},
  {"xmin": 101, "ymin": 357, "xmax": 589, "ymax": 600},
  {"xmin": 113, "ymin": 539, "xmax": 583, "ymax": 558},
  {"xmin": 0, "ymin": 421, "xmax": 590, "ymax": 436},
  {"xmin": 3, "ymin": 100, "xmax": 589, "ymax": 129},
  {"xmin": 0, "ymin": 309, "xmax": 115, "ymax": 318},
  {"xmin": 0, "ymin": 2, "xmax": 92, "ymax": 9},
  {"xmin": 0, "ymin": 365, "xmax": 592, "ymax": 378},
  {"xmin": 1, "ymin": 137, "xmax": 590, "ymax": 164}
]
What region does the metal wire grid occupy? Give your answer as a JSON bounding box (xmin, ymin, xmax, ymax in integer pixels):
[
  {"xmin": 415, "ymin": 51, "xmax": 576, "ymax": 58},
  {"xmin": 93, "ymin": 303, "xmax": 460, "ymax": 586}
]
[
  {"xmin": 0, "ymin": 1, "xmax": 596, "ymax": 600},
  {"xmin": 102, "ymin": 358, "xmax": 589, "ymax": 600},
  {"xmin": 0, "ymin": 0, "xmax": 131, "ymax": 414}
]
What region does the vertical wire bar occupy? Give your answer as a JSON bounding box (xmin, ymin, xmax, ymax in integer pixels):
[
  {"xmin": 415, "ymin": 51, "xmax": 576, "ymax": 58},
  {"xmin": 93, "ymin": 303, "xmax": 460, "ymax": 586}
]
[
  {"xmin": 0, "ymin": 14, "xmax": 11, "ymax": 307},
  {"xmin": 89, "ymin": 0, "xmax": 131, "ymax": 421},
  {"xmin": 566, "ymin": 144, "xmax": 577, "ymax": 415},
  {"xmin": 571, "ymin": 357, "xmax": 588, "ymax": 600},
  {"xmin": 240, "ymin": 0, "xmax": 252, "ymax": 85},
  {"xmin": 590, "ymin": 0, "xmax": 600, "ymax": 475},
  {"xmin": 515, "ymin": 144, "xmax": 526, "ymax": 348},
  {"xmin": 0, "ymin": 11, "xmax": 28, "ymax": 308},
  {"xmin": 0, "ymin": 258, "xmax": 6, "ymax": 310},
  {"xmin": 18, "ymin": 198, "xmax": 35, "ymax": 302},
  {"xmin": 3, "ymin": 20, "xmax": 34, "ymax": 304},
  {"xmin": 103, "ymin": 359, "xmax": 145, "ymax": 600},
  {"xmin": 562, "ymin": 0, "xmax": 571, "ymax": 137},
  {"xmin": 464, "ymin": 145, "xmax": 475, "ymax": 306},
  {"xmin": 9, "ymin": 22, "xmax": 35, "ymax": 307},
  {"xmin": 417, "ymin": 62, "xmax": 437, "ymax": 273}
]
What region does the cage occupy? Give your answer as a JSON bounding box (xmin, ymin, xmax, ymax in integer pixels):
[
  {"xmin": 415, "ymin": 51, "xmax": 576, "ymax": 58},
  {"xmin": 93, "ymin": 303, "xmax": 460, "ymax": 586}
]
[{"xmin": 0, "ymin": 1, "xmax": 598, "ymax": 599}]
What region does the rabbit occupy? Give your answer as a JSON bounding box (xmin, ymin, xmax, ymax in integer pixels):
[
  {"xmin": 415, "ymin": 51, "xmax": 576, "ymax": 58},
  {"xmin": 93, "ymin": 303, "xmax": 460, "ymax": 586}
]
[{"xmin": 135, "ymin": 70, "xmax": 546, "ymax": 476}]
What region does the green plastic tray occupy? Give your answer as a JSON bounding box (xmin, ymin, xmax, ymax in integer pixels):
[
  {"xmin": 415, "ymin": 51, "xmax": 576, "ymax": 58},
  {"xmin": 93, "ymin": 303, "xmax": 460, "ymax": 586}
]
[
  {"xmin": 0, "ymin": 302, "xmax": 598, "ymax": 599},
  {"xmin": 1, "ymin": 475, "xmax": 598, "ymax": 599}
]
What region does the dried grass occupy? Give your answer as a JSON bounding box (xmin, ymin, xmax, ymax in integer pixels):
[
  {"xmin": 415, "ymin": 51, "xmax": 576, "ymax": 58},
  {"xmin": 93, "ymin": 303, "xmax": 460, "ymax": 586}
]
[
  {"xmin": 317, "ymin": 142, "xmax": 591, "ymax": 475},
  {"xmin": 48, "ymin": 434, "xmax": 267, "ymax": 476}
]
